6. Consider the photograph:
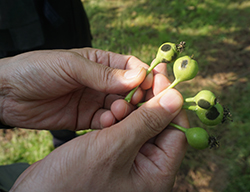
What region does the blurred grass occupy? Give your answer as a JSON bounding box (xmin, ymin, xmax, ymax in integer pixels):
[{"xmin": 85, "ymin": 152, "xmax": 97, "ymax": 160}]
[
  {"xmin": 1, "ymin": 0, "xmax": 250, "ymax": 191},
  {"xmin": 0, "ymin": 129, "xmax": 53, "ymax": 165}
]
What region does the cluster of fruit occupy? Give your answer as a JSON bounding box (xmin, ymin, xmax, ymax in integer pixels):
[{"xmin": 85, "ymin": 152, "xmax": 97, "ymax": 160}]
[{"xmin": 125, "ymin": 42, "xmax": 232, "ymax": 150}]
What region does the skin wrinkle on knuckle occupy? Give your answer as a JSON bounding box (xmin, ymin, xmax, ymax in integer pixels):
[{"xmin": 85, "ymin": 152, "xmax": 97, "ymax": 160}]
[
  {"xmin": 139, "ymin": 107, "xmax": 163, "ymax": 135},
  {"xmin": 52, "ymin": 52, "xmax": 81, "ymax": 86},
  {"xmin": 99, "ymin": 66, "xmax": 115, "ymax": 91},
  {"xmin": 91, "ymin": 49, "xmax": 98, "ymax": 63},
  {"xmin": 94, "ymin": 49, "xmax": 109, "ymax": 66},
  {"xmin": 106, "ymin": 52, "xmax": 111, "ymax": 67}
]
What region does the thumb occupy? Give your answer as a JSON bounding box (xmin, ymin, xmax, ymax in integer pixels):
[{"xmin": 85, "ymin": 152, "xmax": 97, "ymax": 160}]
[
  {"xmin": 112, "ymin": 88, "xmax": 183, "ymax": 150},
  {"xmin": 78, "ymin": 58, "xmax": 147, "ymax": 93}
]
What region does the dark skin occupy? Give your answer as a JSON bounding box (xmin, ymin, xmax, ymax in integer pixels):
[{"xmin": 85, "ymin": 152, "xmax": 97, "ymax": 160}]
[
  {"xmin": 0, "ymin": 48, "xmax": 153, "ymax": 130},
  {"xmin": 0, "ymin": 48, "xmax": 188, "ymax": 192}
]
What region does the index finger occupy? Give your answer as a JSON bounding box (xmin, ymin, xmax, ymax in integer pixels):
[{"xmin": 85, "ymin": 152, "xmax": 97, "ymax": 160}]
[{"xmin": 71, "ymin": 48, "xmax": 150, "ymax": 70}]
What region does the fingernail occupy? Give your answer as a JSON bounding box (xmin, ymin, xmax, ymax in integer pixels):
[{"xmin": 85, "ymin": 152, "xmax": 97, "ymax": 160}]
[
  {"xmin": 124, "ymin": 68, "xmax": 142, "ymax": 79},
  {"xmin": 159, "ymin": 89, "xmax": 183, "ymax": 113}
]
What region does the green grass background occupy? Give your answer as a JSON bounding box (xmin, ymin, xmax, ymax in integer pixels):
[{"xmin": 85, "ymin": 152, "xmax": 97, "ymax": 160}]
[{"xmin": 1, "ymin": 0, "xmax": 250, "ymax": 191}]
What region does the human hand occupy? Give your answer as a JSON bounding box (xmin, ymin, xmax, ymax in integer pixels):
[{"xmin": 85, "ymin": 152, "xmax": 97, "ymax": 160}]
[
  {"xmin": 10, "ymin": 87, "xmax": 188, "ymax": 192},
  {"xmin": 0, "ymin": 48, "xmax": 154, "ymax": 130}
]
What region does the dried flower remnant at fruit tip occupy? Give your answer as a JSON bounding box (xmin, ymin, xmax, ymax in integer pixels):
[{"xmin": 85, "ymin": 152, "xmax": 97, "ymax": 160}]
[
  {"xmin": 222, "ymin": 106, "xmax": 233, "ymax": 123},
  {"xmin": 208, "ymin": 136, "xmax": 220, "ymax": 149},
  {"xmin": 176, "ymin": 41, "xmax": 186, "ymax": 53}
]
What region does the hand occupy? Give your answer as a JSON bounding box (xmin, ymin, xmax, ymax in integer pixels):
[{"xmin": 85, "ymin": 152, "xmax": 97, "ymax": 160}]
[
  {"xmin": 0, "ymin": 48, "xmax": 154, "ymax": 130},
  {"xmin": 10, "ymin": 87, "xmax": 188, "ymax": 192}
]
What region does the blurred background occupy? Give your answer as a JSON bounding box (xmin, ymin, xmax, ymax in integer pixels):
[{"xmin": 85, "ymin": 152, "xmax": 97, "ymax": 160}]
[{"xmin": 1, "ymin": 0, "xmax": 250, "ymax": 191}]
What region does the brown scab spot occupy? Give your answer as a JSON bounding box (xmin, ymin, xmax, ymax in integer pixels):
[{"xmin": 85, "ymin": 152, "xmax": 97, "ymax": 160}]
[
  {"xmin": 181, "ymin": 60, "xmax": 188, "ymax": 68},
  {"xmin": 161, "ymin": 44, "xmax": 171, "ymax": 52},
  {"xmin": 205, "ymin": 106, "xmax": 220, "ymax": 120}
]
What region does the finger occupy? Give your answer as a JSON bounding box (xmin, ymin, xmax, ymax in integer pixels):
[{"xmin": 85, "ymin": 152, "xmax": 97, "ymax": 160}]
[
  {"xmin": 130, "ymin": 87, "xmax": 145, "ymax": 105},
  {"xmin": 100, "ymin": 110, "xmax": 116, "ymax": 128},
  {"xmin": 152, "ymin": 73, "xmax": 171, "ymax": 96},
  {"xmin": 153, "ymin": 109, "xmax": 189, "ymax": 174},
  {"xmin": 103, "ymin": 94, "xmax": 124, "ymax": 109},
  {"xmin": 110, "ymin": 99, "xmax": 136, "ymax": 121},
  {"xmin": 144, "ymin": 73, "xmax": 171, "ymax": 101},
  {"xmin": 153, "ymin": 62, "xmax": 168, "ymax": 76},
  {"xmin": 67, "ymin": 49, "xmax": 149, "ymax": 94},
  {"xmin": 90, "ymin": 109, "xmax": 116, "ymax": 129},
  {"xmin": 72, "ymin": 48, "xmax": 149, "ymax": 70},
  {"xmin": 76, "ymin": 58, "xmax": 147, "ymax": 94},
  {"xmin": 140, "ymin": 71, "xmax": 153, "ymax": 90},
  {"xmin": 110, "ymin": 88, "xmax": 183, "ymax": 152}
]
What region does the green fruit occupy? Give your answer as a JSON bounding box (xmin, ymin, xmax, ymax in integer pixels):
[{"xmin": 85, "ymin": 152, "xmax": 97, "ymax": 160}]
[
  {"xmin": 147, "ymin": 42, "xmax": 180, "ymax": 75},
  {"xmin": 185, "ymin": 90, "xmax": 217, "ymax": 110},
  {"xmin": 173, "ymin": 55, "xmax": 199, "ymax": 82},
  {"xmin": 185, "ymin": 127, "xmax": 209, "ymax": 150},
  {"xmin": 196, "ymin": 103, "xmax": 224, "ymax": 126},
  {"xmin": 166, "ymin": 55, "xmax": 199, "ymax": 90},
  {"xmin": 155, "ymin": 42, "xmax": 178, "ymax": 64},
  {"xmin": 169, "ymin": 123, "xmax": 219, "ymax": 150}
]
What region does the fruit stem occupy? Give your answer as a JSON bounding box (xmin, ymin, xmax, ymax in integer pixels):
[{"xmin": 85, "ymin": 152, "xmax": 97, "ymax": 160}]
[
  {"xmin": 125, "ymin": 58, "xmax": 162, "ymax": 103},
  {"xmin": 167, "ymin": 79, "xmax": 180, "ymax": 89},
  {"xmin": 124, "ymin": 85, "xmax": 139, "ymax": 102},
  {"xmin": 169, "ymin": 122, "xmax": 187, "ymax": 133},
  {"xmin": 184, "ymin": 97, "xmax": 195, "ymax": 103},
  {"xmin": 137, "ymin": 102, "xmax": 144, "ymax": 107},
  {"xmin": 182, "ymin": 105, "xmax": 197, "ymax": 111},
  {"xmin": 146, "ymin": 58, "xmax": 161, "ymax": 75}
]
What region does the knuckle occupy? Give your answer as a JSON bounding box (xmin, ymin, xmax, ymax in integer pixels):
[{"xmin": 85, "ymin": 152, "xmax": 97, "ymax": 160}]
[
  {"xmin": 56, "ymin": 51, "xmax": 80, "ymax": 68},
  {"xmin": 100, "ymin": 66, "xmax": 115, "ymax": 88},
  {"xmin": 139, "ymin": 107, "xmax": 164, "ymax": 135},
  {"xmin": 58, "ymin": 51, "xmax": 77, "ymax": 61}
]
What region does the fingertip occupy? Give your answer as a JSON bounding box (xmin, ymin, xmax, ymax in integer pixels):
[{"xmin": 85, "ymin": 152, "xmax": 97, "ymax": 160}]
[
  {"xmin": 153, "ymin": 62, "xmax": 168, "ymax": 76},
  {"xmin": 100, "ymin": 110, "xmax": 116, "ymax": 128},
  {"xmin": 153, "ymin": 73, "xmax": 171, "ymax": 95},
  {"xmin": 122, "ymin": 67, "xmax": 147, "ymax": 92},
  {"xmin": 159, "ymin": 89, "xmax": 183, "ymax": 114},
  {"xmin": 140, "ymin": 71, "xmax": 153, "ymax": 90},
  {"xmin": 111, "ymin": 99, "xmax": 135, "ymax": 121},
  {"xmin": 124, "ymin": 67, "xmax": 145, "ymax": 80},
  {"xmin": 130, "ymin": 87, "xmax": 145, "ymax": 105}
]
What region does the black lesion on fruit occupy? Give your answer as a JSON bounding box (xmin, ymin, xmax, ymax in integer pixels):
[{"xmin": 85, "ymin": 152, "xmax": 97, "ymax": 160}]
[
  {"xmin": 181, "ymin": 60, "xmax": 188, "ymax": 68},
  {"xmin": 161, "ymin": 52, "xmax": 177, "ymax": 63},
  {"xmin": 198, "ymin": 99, "xmax": 211, "ymax": 109},
  {"xmin": 161, "ymin": 58, "xmax": 170, "ymax": 63},
  {"xmin": 161, "ymin": 44, "xmax": 171, "ymax": 52},
  {"xmin": 205, "ymin": 106, "xmax": 220, "ymax": 120},
  {"xmin": 172, "ymin": 52, "xmax": 177, "ymax": 61}
]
